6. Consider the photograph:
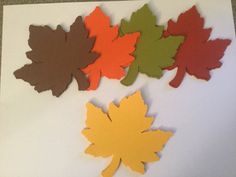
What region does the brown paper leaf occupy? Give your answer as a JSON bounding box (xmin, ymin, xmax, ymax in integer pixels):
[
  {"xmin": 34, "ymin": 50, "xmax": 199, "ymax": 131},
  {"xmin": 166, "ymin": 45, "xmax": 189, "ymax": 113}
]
[{"xmin": 14, "ymin": 16, "xmax": 99, "ymax": 97}]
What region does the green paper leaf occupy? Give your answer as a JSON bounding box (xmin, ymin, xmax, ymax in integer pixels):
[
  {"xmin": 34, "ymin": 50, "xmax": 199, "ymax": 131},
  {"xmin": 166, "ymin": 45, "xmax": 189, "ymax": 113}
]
[{"xmin": 119, "ymin": 4, "xmax": 184, "ymax": 86}]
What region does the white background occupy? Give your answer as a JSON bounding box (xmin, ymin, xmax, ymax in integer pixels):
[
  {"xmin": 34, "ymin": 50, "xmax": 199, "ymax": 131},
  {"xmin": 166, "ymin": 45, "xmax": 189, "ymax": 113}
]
[{"xmin": 0, "ymin": 0, "xmax": 236, "ymax": 177}]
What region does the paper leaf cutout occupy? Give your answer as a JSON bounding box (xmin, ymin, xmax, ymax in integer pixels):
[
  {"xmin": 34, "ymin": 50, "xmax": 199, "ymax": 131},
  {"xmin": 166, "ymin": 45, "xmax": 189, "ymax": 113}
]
[
  {"xmin": 82, "ymin": 7, "xmax": 140, "ymax": 90},
  {"xmin": 164, "ymin": 6, "xmax": 231, "ymax": 88},
  {"xmin": 14, "ymin": 16, "xmax": 99, "ymax": 96},
  {"xmin": 83, "ymin": 91, "xmax": 173, "ymax": 177},
  {"xmin": 119, "ymin": 4, "xmax": 184, "ymax": 86}
]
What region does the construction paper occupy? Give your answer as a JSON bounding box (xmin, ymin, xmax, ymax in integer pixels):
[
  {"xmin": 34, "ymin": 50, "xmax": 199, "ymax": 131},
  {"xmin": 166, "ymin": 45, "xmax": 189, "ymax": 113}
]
[
  {"xmin": 119, "ymin": 4, "xmax": 184, "ymax": 86},
  {"xmin": 82, "ymin": 7, "xmax": 140, "ymax": 90},
  {"xmin": 14, "ymin": 16, "xmax": 99, "ymax": 97},
  {"xmin": 82, "ymin": 91, "xmax": 173, "ymax": 177},
  {"xmin": 1, "ymin": 1, "xmax": 236, "ymax": 177},
  {"xmin": 164, "ymin": 6, "xmax": 232, "ymax": 88}
]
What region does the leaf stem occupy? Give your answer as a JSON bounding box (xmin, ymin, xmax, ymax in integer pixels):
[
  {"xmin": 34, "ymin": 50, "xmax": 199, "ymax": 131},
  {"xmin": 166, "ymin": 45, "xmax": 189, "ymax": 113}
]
[
  {"xmin": 102, "ymin": 156, "xmax": 121, "ymax": 177},
  {"xmin": 169, "ymin": 67, "xmax": 186, "ymax": 88},
  {"xmin": 73, "ymin": 69, "xmax": 89, "ymax": 90},
  {"xmin": 121, "ymin": 62, "xmax": 139, "ymax": 86}
]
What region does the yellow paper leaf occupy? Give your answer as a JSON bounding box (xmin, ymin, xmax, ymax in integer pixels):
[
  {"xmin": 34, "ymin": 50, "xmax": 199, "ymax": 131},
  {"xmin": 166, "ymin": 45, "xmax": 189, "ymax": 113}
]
[{"xmin": 82, "ymin": 91, "xmax": 173, "ymax": 177}]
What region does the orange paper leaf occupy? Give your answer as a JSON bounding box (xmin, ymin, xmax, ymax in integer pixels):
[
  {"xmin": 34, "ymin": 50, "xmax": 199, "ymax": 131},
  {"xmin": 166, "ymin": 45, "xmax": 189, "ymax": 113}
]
[
  {"xmin": 82, "ymin": 7, "xmax": 140, "ymax": 90},
  {"xmin": 82, "ymin": 91, "xmax": 173, "ymax": 177}
]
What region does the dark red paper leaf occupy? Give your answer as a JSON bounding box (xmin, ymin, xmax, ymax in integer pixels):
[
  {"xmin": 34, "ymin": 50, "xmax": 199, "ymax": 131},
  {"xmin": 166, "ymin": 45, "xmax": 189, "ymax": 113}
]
[
  {"xmin": 14, "ymin": 16, "xmax": 99, "ymax": 96},
  {"xmin": 164, "ymin": 6, "xmax": 231, "ymax": 88}
]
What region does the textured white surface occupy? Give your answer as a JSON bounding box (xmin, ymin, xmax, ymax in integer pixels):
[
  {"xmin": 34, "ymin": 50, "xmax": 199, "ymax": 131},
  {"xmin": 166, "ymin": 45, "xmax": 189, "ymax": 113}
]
[{"xmin": 0, "ymin": 0, "xmax": 236, "ymax": 177}]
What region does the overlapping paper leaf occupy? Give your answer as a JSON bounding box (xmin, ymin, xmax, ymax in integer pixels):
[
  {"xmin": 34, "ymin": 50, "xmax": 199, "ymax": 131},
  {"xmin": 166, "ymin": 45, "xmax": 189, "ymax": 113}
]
[
  {"xmin": 82, "ymin": 7, "xmax": 140, "ymax": 90},
  {"xmin": 83, "ymin": 91, "xmax": 173, "ymax": 177},
  {"xmin": 164, "ymin": 6, "xmax": 231, "ymax": 88},
  {"xmin": 14, "ymin": 16, "xmax": 99, "ymax": 96},
  {"xmin": 119, "ymin": 4, "xmax": 184, "ymax": 86},
  {"xmin": 14, "ymin": 4, "xmax": 232, "ymax": 94}
]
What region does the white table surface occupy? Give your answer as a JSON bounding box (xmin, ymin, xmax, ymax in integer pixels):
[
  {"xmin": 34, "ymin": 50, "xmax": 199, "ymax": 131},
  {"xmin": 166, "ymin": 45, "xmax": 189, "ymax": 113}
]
[{"xmin": 1, "ymin": 0, "xmax": 236, "ymax": 177}]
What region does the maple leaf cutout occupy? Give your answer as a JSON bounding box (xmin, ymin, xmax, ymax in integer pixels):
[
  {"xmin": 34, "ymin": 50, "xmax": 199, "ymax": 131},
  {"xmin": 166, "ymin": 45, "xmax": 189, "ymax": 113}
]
[
  {"xmin": 119, "ymin": 4, "xmax": 184, "ymax": 86},
  {"xmin": 82, "ymin": 7, "xmax": 140, "ymax": 90},
  {"xmin": 14, "ymin": 16, "xmax": 99, "ymax": 97},
  {"xmin": 83, "ymin": 91, "xmax": 173, "ymax": 177},
  {"xmin": 164, "ymin": 6, "xmax": 231, "ymax": 88}
]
